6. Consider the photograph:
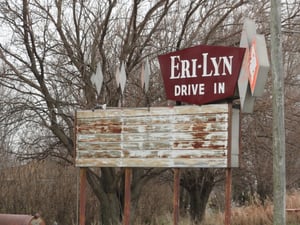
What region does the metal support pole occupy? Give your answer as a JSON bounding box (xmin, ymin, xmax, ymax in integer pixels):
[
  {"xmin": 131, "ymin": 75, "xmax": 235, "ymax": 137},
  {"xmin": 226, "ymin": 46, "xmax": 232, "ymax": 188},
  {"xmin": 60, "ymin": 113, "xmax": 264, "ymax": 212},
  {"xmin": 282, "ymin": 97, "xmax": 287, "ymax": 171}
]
[
  {"xmin": 225, "ymin": 168, "xmax": 232, "ymax": 225},
  {"xmin": 79, "ymin": 168, "xmax": 87, "ymax": 225},
  {"xmin": 123, "ymin": 168, "xmax": 132, "ymax": 225},
  {"xmin": 173, "ymin": 101, "xmax": 181, "ymax": 225},
  {"xmin": 173, "ymin": 168, "xmax": 180, "ymax": 225}
]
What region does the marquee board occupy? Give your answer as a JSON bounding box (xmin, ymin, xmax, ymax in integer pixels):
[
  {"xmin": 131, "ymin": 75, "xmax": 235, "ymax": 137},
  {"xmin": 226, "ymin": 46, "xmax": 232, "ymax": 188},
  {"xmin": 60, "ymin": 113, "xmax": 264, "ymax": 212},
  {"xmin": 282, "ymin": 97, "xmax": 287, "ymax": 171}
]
[{"xmin": 75, "ymin": 104, "xmax": 239, "ymax": 168}]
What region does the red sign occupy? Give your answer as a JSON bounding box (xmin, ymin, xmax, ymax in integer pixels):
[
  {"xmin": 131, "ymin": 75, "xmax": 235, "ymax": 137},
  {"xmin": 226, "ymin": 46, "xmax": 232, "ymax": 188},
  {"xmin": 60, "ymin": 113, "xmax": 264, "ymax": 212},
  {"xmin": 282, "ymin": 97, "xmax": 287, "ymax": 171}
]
[
  {"xmin": 158, "ymin": 45, "xmax": 245, "ymax": 105},
  {"xmin": 248, "ymin": 39, "xmax": 259, "ymax": 94}
]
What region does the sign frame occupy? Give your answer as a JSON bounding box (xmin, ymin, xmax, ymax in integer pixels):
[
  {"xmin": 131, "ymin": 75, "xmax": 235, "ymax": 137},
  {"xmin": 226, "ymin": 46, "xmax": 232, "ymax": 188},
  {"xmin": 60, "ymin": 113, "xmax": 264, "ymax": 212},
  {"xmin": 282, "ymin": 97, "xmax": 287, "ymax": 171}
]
[{"xmin": 75, "ymin": 104, "xmax": 240, "ymax": 168}]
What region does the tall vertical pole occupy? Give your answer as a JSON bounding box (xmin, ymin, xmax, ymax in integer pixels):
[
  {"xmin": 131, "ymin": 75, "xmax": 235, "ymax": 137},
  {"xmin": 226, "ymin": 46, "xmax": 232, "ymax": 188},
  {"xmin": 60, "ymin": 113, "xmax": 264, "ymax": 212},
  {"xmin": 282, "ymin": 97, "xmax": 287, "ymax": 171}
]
[
  {"xmin": 271, "ymin": 1, "xmax": 286, "ymax": 225},
  {"xmin": 225, "ymin": 104, "xmax": 233, "ymax": 225},
  {"xmin": 118, "ymin": 61, "xmax": 132, "ymax": 225},
  {"xmin": 123, "ymin": 168, "xmax": 132, "ymax": 225},
  {"xmin": 79, "ymin": 168, "xmax": 87, "ymax": 225},
  {"xmin": 173, "ymin": 168, "xmax": 180, "ymax": 225},
  {"xmin": 173, "ymin": 101, "xmax": 181, "ymax": 225},
  {"xmin": 224, "ymin": 168, "xmax": 232, "ymax": 225}
]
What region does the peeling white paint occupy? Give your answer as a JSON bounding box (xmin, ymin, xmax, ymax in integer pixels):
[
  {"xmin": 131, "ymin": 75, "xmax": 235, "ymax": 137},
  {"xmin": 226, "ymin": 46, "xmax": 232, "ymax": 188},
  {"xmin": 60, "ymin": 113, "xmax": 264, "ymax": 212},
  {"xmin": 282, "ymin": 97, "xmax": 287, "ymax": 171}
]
[{"xmin": 75, "ymin": 104, "xmax": 239, "ymax": 168}]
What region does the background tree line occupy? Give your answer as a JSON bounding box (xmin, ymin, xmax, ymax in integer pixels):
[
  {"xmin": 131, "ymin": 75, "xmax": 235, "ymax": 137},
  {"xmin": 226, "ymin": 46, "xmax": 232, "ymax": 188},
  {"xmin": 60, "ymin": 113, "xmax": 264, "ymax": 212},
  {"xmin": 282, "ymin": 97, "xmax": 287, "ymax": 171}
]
[{"xmin": 0, "ymin": 0, "xmax": 300, "ymax": 224}]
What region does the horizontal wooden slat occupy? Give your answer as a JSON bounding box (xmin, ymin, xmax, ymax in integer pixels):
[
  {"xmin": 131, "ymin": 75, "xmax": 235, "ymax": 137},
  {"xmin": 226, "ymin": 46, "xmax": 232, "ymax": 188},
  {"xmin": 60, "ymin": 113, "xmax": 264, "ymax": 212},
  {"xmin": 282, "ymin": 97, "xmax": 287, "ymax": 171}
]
[
  {"xmin": 77, "ymin": 140, "xmax": 227, "ymax": 151},
  {"xmin": 77, "ymin": 114, "xmax": 228, "ymax": 125},
  {"xmin": 78, "ymin": 131, "xmax": 228, "ymax": 143},
  {"xmin": 77, "ymin": 149, "xmax": 227, "ymax": 158},
  {"xmin": 76, "ymin": 104, "xmax": 229, "ymax": 118},
  {"xmin": 77, "ymin": 131, "xmax": 228, "ymax": 142},
  {"xmin": 75, "ymin": 104, "xmax": 237, "ymax": 168},
  {"xmin": 77, "ymin": 122, "xmax": 228, "ymax": 135},
  {"xmin": 75, "ymin": 158, "xmax": 228, "ymax": 168}
]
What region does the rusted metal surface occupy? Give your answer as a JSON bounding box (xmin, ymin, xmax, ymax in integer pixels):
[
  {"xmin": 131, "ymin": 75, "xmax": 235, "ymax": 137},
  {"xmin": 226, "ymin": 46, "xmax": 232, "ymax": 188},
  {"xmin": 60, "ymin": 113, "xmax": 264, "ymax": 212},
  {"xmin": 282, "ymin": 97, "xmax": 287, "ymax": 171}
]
[
  {"xmin": 123, "ymin": 168, "xmax": 132, "ymax": 225},
  {"xmin": 0, "ymin": 214, "xmax": 45, "ymax": 225},
  {"xmin": 75, "ymin": 104, "xmax": 239, "ymax": 168},
  {"xmin": 225, "ymin": 168, "xmax": 232, "ymax": 225},
  {"xmin": 79, "ymin": 168, "xmax": 87, "ymax": 225},
  {"xmin": 173, "ymin": 169, "xmax": 180, "ymax": 225}
]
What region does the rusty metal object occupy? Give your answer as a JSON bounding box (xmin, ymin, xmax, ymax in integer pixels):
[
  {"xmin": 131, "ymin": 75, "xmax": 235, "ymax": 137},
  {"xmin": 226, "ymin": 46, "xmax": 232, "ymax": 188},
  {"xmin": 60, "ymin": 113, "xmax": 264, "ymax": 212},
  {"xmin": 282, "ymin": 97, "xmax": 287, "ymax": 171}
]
[
  {"xmin": 173, "ymin": 168, "xmax": 180, "ymax": 225},
  {"xmin": 75, "ymin": 104, "xmax": 239, "ymax": 168},
  {"xmin": 0, "ymin": 213, "xmax": 45, "ymax": 225},
  {"xmin": 79, "ymin": 168, "xmax": 87, "ymax": 225},
  {"xmin": 224, "ymin": 168, "xmax": 232, "ymax": 225},
  {"xmin": 123, "ymin": 168, "xmax": 132, "ymax": 225}
]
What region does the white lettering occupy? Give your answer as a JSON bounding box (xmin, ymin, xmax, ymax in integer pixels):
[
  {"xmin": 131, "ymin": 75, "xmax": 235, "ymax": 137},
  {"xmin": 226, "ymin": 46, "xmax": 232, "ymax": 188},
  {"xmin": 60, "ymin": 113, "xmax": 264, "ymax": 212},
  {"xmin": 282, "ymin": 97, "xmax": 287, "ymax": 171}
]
[
  {"xmin": 170, "ymin": 53, "xmax": 234, "ymax": 79},
  {"xmin": 170, "ymin": 55, "xmax": 180, "ymax": 79},
  {"xmin": 173, "ymin": 84, "xmax": 205, "ymax": 96},
  {"xmin": 222, "ymin": 56, "xmax": 233, "ymax": 75},
  {"xmin": 192, "ymin": 83, "xmax": 198, "ymax": 95},
  {"xmin": 211, "ymin": 57, "xmax": 222, "ymax": 76},
  {"xmin": 214, "ymin": 82, "xmax": 217, "ymax": 94},
  {"xmin": 202, "ymin": 53, "xmax": 212, "ymax": 77},
  {"xmin": 181, "ymin": 60, "xmax": 190, "ymax": 78},
  {"xmin": 219, "ymin": 82, "xmax": 225, "ymax": 93},
  {"xmin": 174, "ymin": 85, "xmax": 181, "ymax": 96},
  {"xmin": 181, "ymin": 84, "xmax": 187, "ymax": 95},
  {"xmin": 191, "ymin": 59, "xmax": 198, "ymax": 78},
  {"xmin": 199, "ymin": 83, "xmax": 205, "ymax": 95},
  {"xmin": 214, "ymin": 82, "xmax": 225, "ymax": 94}
]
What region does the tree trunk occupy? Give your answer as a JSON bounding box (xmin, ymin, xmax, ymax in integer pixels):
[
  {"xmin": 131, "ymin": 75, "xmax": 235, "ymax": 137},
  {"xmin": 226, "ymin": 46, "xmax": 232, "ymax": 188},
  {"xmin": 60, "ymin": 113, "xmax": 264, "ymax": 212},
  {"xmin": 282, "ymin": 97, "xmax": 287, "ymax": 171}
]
[
  {"xmin": 86, "ymin": 168, "xmax": 122, "ymax": 225},
  {"xmin": 86, "ymin": 168, "xmax": 160, "ymax": 225},
  {"xmin": 179, "ymin": 186, "xmax": 190, "ymax": 216},
  {"xmin": 188, "ymin": 183, "xmax": 214, "ymax": 224},
  {"xmin": 181, "ymin": 169, "xmax": 215, "ymax": 224},
  {"xmin": 100, "ymin": 192, "xmax": 121, "ymax": 225}
]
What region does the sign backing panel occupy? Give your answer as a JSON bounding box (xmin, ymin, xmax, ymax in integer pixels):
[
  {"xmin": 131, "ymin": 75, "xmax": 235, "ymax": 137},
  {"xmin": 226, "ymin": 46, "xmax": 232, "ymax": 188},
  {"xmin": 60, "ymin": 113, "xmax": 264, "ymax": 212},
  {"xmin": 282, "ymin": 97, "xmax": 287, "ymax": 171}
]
[{"xmin": 75, "ymin": 104, "xmax": 239, "ymax": 168}]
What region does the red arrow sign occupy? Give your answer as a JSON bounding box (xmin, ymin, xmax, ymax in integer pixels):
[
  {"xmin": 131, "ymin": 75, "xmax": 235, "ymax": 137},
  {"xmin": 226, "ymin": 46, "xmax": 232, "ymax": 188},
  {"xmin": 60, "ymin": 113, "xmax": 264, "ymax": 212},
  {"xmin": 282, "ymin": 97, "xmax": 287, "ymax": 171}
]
[{"xmin": 158, "ymin": 45, "xmax": 245, "ymax": 105}]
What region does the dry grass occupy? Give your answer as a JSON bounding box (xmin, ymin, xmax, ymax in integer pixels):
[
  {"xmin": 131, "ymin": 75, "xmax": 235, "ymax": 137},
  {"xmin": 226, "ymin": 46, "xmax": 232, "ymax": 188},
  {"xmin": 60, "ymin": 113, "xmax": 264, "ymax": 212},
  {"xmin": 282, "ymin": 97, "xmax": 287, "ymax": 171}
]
[
  {"xmin": 1, "ymin": 161, "xmax": 300, "ymax": 225},
  {"xmin": 202, "ymin": 190, "xmax": 300, "ymax": 225},
  {"xmin": 286, "ymin": 191, "xmax": 300, "ymax": 225},
  {"xmin": 135, "ymin": 187, "xmax": 300, "ymax": 225}
]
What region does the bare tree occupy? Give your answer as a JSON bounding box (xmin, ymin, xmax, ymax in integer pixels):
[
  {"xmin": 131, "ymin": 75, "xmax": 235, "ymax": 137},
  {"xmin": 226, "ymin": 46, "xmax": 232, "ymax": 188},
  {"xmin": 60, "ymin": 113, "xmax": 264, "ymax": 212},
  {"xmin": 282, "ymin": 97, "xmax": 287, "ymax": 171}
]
[{"xmin": 0, "ymin": 0, "xmax": 261, "ymax": 224}]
